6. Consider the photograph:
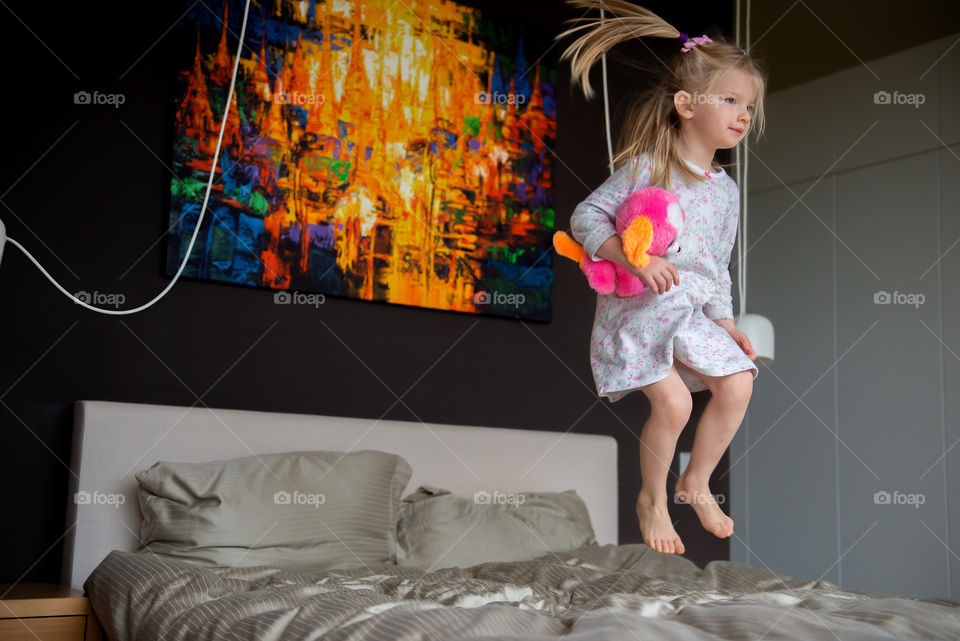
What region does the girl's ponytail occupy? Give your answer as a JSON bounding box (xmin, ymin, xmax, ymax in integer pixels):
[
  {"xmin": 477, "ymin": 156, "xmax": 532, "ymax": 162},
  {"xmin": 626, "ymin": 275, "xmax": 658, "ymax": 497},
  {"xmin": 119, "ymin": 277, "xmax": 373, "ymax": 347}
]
[{"xmin": 556, "ymin": 0, "xmax": 679, "ymax": 100}]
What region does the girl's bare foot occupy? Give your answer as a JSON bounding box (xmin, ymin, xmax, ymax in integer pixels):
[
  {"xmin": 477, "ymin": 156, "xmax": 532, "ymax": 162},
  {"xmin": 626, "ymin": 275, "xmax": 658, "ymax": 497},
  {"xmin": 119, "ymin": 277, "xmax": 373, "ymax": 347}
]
[
  {"xmin": 636, "ymin": 491, "xmax": 685, "ymax": 554},
  {"xmin": 674, "ymin": 472, "xmax": 734, "ymax": 538}
]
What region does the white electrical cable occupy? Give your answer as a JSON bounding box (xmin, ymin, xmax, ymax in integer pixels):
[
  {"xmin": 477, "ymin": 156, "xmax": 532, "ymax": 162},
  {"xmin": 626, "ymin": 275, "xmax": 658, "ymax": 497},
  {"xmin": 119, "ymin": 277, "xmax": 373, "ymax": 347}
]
[
  {"xmin": 738, "ymin": 0, "xmax": 751, "ymax": 318},
  {"xmin": 600, "ymin": 8, "xmax": 615, "ymax": 176},
  {"xmin": 0, "ymin": 0, "xmax": 253, "ymax": 315},
  {"xmin": 734, "ymin": 0, "xmax": 746, "ymax": 322}
]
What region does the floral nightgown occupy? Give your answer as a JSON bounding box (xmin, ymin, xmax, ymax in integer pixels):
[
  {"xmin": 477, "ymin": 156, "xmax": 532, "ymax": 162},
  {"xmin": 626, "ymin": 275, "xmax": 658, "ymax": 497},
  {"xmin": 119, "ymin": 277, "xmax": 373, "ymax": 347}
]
[{"xmin": 570, "ymin": 152, "xmax": 759, "ymax": 402}]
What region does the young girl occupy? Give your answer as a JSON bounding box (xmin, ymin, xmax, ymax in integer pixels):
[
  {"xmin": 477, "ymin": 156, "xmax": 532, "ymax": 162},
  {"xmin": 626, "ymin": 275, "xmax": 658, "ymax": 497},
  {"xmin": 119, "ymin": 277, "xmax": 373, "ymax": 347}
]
[{"xmin": 558, "ymin": 1, "xmax": 768, "ymax": 555}]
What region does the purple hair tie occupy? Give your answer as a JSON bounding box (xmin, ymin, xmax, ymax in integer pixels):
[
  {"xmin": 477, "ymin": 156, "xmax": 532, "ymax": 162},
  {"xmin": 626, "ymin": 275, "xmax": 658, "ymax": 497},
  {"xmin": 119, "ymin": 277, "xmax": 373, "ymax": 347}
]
[{"xmin": 680, "ymin": 33, "xmax": 712, "ymax": 53}]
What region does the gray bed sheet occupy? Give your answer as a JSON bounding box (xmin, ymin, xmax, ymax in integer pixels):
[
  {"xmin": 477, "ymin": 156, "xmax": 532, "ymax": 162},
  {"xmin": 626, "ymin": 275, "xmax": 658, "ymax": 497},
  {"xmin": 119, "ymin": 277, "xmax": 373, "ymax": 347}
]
[{"xmin": 85, "ymin": 543, "xmax": 960, "ymax": 641}]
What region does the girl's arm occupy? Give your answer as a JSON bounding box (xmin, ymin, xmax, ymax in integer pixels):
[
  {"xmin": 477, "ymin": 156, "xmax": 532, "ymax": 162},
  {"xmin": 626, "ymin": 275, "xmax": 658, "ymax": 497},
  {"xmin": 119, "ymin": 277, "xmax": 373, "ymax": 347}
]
[
  {"xmin": 570, "ymin": 158, "xmax": 647, "ymax": 262},
  {"xmin": 702, "ymin": 188, "xmax": 739, "ymax": 325},
  {"xmin": 593, "ymin": 234, "xmax": 632, "ymax": 269},
  {"xmin": 714, "ymin": 318, "xmax": 737, "ymax": 333}
]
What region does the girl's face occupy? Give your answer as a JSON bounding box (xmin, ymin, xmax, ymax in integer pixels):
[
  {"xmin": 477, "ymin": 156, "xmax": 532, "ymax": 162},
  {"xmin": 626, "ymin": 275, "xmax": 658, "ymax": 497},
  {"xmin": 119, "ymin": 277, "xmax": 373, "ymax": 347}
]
[{"xmin": 676, "ymin": 67, "xmax": 758, "ymax": 151}]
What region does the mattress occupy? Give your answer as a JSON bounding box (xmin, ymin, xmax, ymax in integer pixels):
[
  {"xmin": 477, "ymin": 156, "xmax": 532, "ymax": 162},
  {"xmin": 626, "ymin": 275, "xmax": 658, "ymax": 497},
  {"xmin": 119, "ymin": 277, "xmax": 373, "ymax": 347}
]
[{"xmin": 85, "ymin": 543, "xmax": 960, "ymax": 640}]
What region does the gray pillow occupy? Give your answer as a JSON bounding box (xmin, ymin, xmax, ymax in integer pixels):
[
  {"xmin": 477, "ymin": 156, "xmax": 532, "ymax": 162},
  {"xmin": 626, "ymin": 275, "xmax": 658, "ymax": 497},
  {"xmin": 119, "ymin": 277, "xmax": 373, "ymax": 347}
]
[
  {"xmin": 396, "ymin": 485, "xmax": 597, "ymax": 570},
  {"xmin": 135, "ymin": 449, "xmax": 412, "ymax": 569}
]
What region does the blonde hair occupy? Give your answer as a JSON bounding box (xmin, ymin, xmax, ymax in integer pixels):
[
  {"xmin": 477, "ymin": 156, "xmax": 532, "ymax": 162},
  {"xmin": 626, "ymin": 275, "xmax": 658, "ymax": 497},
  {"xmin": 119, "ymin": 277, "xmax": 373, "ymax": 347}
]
[{"xmin": 557, "ymin": 0, "xmax": 768, "ymax": 189}]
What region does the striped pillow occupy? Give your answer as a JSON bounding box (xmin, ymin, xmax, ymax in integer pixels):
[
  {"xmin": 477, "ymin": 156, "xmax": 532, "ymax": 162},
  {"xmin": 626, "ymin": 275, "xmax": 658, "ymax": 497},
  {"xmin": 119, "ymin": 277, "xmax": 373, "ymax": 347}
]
[
  {"xmin": 396, "ymin": 485, "xmax": 597, "ymax": 570},
  {"xmin": 135, "ymin": 449, "xmax": 412, "ymax": 569}
]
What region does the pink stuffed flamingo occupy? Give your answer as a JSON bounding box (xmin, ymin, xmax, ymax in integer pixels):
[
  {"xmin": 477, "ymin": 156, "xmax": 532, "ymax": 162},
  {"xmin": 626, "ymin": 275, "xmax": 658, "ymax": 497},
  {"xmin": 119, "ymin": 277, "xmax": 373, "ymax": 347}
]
[{"xmin": 554, "ymin": 187, "xmax": 685, "ymax": 296}]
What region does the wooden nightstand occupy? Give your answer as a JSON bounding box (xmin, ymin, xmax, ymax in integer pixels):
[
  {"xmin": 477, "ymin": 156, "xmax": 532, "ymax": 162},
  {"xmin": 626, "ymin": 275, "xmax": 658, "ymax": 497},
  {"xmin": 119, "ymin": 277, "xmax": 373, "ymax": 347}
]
[{"xmin": 0, "ymin": 584, "xmax": 103, "ymax": 641}]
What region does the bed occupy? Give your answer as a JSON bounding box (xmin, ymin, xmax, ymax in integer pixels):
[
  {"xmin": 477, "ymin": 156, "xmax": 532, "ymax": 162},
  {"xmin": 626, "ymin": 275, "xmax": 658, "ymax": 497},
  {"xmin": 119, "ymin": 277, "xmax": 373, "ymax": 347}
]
[{"xmin": 66, "ymin": 400, "xmax": 960, "ymax": 641}]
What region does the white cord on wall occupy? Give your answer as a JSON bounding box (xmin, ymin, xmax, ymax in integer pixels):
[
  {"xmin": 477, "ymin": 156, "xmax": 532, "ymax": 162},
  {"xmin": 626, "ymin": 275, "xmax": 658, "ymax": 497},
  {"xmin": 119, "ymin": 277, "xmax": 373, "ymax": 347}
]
[
  {"xmin": 736, "ymin": 0, "xmax": 751, "ymax": 318},
  {"xmin": 0, "ymin": 0, "xmax": 253, "ymax": 315},
  {"xmin": 600, "ymin": 8, "xmax": 615, "ymax": 176}
]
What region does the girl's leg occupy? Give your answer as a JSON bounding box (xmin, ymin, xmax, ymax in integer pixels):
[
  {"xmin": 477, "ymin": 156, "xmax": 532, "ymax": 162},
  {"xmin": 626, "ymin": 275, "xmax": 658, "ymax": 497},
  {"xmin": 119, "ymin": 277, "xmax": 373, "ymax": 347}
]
[
  {"xmin": 635, "ymin": 366, "xmax": 693, "ymax": 554},
  {"xmin": 674, "ymin": 359, "xmax": 753, "ymax": 538}
]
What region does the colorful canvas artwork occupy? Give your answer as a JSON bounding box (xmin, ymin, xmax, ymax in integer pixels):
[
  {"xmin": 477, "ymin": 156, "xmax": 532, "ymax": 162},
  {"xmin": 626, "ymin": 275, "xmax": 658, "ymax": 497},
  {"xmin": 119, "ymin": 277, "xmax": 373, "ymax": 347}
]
[{"xmin": 164, "ymin": 0, "xmax": 557, "ymax": 320}]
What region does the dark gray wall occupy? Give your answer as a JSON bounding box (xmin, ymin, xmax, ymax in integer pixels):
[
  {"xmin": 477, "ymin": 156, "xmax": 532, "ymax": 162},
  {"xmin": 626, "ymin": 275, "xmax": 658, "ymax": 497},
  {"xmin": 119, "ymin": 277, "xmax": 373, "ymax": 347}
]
[
  {"xmin": 0, "ymin": 0, "xmax": 737, "ymax": 584},
  {"xmin": 729, "ymin": 33, "xmax": 960, "ymax": 600}
]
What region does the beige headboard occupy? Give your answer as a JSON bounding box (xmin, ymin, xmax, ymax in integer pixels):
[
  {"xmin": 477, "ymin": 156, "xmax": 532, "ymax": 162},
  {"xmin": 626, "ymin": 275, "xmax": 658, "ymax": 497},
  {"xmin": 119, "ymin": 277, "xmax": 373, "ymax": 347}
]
[{"xmin": 62, "ymin": 400, "xmax": 619, "ymax": 590}]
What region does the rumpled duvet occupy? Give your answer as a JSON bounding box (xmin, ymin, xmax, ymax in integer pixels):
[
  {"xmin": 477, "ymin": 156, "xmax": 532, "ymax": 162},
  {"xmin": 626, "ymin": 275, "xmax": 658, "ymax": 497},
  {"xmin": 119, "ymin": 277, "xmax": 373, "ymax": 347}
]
[{"xmin": 85, "ymin": 543, "xmax": 960, "ymax": 641}]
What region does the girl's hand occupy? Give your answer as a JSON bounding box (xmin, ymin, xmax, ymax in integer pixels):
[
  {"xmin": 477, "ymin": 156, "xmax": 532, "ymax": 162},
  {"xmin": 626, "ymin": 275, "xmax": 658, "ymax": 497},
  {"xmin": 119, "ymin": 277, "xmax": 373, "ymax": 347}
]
[
  {"xmin": 629, "ymin": 255, "xmax": 679, "ymax": 295},
  {"xmin": 729, "ymin": 329, "xmax": 757, "ymax": 360}
]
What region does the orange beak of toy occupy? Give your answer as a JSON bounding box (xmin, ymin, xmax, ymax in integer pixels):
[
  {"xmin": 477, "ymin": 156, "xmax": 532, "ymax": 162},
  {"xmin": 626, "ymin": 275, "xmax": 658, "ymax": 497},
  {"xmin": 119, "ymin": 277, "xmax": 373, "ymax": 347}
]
[{"xmin": 621, "ymin": 215, "xmax": 653, "ymax": 268}]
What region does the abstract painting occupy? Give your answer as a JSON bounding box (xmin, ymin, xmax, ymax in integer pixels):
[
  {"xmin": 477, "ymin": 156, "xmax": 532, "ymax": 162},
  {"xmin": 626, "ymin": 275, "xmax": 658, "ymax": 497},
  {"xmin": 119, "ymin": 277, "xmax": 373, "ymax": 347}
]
[{"xmin": 164, "ymin": 0, "xmax": 557, "ymax": 320}]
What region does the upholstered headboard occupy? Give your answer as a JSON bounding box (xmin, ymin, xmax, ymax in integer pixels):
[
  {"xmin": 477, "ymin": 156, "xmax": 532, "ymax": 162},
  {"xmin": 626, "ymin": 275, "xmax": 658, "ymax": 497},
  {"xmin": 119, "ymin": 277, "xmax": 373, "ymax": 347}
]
[{"xmin": 62, "ymin": 400, "xmax": 619, "ymax": 590}]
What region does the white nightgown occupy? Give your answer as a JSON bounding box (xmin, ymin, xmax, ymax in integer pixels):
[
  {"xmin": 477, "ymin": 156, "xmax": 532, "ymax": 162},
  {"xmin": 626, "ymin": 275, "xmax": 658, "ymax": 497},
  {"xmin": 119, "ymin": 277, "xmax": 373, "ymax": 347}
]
[{"xmin": 570, "ymin": 152, "xmax": 759, "ymax": 401}]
